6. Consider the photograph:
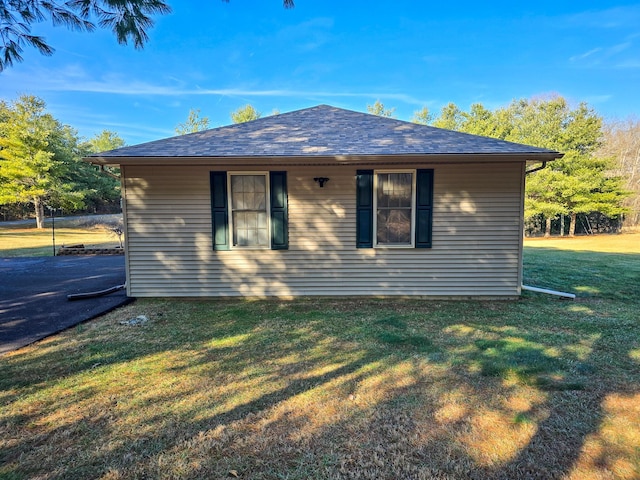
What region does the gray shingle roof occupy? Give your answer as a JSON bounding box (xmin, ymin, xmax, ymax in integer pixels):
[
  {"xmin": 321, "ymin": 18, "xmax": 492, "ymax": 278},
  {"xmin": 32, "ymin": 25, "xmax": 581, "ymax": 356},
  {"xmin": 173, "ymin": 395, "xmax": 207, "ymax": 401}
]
[{"xmin": 90, "ymin": 104, "xmax": 561, "ymax": 159}]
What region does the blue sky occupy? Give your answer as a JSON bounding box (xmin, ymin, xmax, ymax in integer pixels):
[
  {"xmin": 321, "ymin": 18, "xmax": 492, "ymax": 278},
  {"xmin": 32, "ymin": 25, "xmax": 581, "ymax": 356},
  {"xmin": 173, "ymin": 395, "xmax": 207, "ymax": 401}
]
[{"xmin": 1, "ymin": 1, "xmax": 639, "ymax": 145}]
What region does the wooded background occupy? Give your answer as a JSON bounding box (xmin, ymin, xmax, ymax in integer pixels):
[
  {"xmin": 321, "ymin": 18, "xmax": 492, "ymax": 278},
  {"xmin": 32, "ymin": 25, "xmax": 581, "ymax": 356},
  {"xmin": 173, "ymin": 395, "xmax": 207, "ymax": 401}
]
[{"xmin": 1, "ymin": 95, "xmax": 638, "ymax": 236}]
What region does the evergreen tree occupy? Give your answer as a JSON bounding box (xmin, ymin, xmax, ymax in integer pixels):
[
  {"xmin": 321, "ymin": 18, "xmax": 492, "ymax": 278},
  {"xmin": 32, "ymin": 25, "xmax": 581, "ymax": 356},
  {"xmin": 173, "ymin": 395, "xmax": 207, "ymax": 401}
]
[
  {"xmin": 79, "ymin": 130, "xmax": 126, "ymax": 212},
  {"xmin": 231, "ymin": 104, "xmax": 261, "ymax": 124},
  {"xmin": 367, "ymin": 100, "xmax": 396, "ymax": 118},
  {"xmin": 0, "ymin": 1, "xmax": 295, "ymax": 71},
  {"xmin": 433, "ymin": 95, "xmax": 629, "ymax": 235},
  {"xmin": 0, "ymin": 0, "xmax": 171, "ymax": 71},
  {"xmin": 175, "ymin": 109, "xmax": 210, "ymax": 134},
  {"xmin": 411, "ymin": 106, "xmax": 432, "ymax": 125},
  {"xmin": 502, "ymin": 97, "xmax": 626, "ymax": 235},
  {"xmin": 84, "ymin": 130, "xmax": 125, "ymax": 152},
  {"xmin": 432, "ymin": 102, "xmax": 463, "ymax": 130},
  {"xmin": 0, "ymin": 95, "xmax": 85, "ymax": 227}
]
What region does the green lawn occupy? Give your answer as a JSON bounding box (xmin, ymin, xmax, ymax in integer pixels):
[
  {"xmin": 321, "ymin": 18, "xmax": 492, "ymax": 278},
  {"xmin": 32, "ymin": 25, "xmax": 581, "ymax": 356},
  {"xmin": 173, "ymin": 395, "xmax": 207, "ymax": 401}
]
[{"xmin": 0, "ymin": 235, "xmax": 638, "ymax": 479}]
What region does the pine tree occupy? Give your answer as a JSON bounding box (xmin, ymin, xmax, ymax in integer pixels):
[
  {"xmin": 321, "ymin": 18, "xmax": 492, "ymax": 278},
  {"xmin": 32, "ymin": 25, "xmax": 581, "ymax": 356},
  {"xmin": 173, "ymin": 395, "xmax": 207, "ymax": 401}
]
[{"xmin": 0, "ymin": 95, "xmax": 85, "ymax": 227}]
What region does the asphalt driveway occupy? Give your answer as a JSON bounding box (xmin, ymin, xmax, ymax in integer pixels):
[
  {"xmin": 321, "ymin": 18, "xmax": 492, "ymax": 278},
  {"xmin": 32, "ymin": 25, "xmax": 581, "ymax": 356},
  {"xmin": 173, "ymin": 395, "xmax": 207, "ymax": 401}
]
[{"xmin": 0, "ymin": 256, "xmax": 129, "ymax": 354}]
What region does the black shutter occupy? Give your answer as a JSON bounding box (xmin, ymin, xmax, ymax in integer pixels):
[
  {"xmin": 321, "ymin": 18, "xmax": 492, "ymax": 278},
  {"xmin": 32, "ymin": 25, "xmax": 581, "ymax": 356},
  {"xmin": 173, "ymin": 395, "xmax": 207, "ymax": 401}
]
[
  {"xmin": 356, "ymin": 170, "xmax": 374, "ymax": 248},
  {"xmin": 415, "ymin": 169, "xmax": 434, "ymax": 248},
  {"xmin": 210, "ymin": 171, "xmax": 229, "ymax": 250},
  {"xmin": 270, "ymin": 171, "xmax": 288, "ymax": 250}
]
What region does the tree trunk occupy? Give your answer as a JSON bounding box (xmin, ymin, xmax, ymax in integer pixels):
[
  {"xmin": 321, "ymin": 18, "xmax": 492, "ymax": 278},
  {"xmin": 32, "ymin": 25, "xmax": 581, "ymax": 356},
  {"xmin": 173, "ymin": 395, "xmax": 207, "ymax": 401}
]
[
  {"xmin": 569, "ymin": 212, "xmax": 577, "ymax": 236},
  {"xmin": 544, "ymin": 217, "xmax": 552, "ymax": 237},
  {"xmin": 34, "ymin": 197, "xmax": 45, "ymax": 229}
]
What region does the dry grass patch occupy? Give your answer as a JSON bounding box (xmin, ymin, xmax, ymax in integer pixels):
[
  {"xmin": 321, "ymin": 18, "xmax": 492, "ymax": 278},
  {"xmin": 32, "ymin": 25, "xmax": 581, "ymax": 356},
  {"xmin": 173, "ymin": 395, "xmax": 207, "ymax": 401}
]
[
  {"xmin": 0, "ymin": 215, "xmax": 122, "ymax": 257},
  {"xmin": 524, "ymin": 232, "xmax": 640, "ymax": 254},
  {"xmin": 1, "ymin": 235, "xmax": 639, "ymax": 479},
  {"xmin": 570, "ymin": 393, "xmax": 640, "ymax": 479}
]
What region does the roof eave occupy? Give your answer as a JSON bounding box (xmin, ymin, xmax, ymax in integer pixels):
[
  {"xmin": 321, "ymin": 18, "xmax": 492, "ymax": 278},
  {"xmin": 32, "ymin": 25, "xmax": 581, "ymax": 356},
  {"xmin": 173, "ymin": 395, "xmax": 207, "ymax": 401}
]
[{"xmin": 84, "ymin": 151, "xmax": 563, "ymax": 167}]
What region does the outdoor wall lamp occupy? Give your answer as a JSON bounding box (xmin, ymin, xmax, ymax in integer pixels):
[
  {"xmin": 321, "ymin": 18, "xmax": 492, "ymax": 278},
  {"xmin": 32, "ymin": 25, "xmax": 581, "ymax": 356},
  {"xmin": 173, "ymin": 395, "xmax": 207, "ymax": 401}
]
[{"xmin": 314, "ymin": 177, "xmax": 330, "ymax": 188}]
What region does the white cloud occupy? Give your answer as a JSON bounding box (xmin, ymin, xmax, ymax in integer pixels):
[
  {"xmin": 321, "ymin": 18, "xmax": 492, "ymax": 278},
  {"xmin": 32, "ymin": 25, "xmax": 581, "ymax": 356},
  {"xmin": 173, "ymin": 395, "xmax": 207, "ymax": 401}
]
[
  {"xmin": 565, "ymin": 5, "xmax": 640, "ymax": 29},
  {"xmin": 276, "ymin": 17, "xmax": 335, "ymax": 52},
  {"xmin": 583, "ymin": 94, "xmax": 613, "ymax": 104},
  {"xmin": 610, "ymin": 42, "xmax": 632, "ymax": 54},
  {"xmin": 569, "ymin": 41, "xmax": 637, "ymax": 67},
  {"xmin": 615, "ymin": 60, "xmax": 640, "ymax": 69},
  {"xmin": 569, "ymin": 48, "xmax": 602, "ymax": 62},
  {"xmin": 1, "ymin": 63, "xmax": 430, "ymax": 106}
]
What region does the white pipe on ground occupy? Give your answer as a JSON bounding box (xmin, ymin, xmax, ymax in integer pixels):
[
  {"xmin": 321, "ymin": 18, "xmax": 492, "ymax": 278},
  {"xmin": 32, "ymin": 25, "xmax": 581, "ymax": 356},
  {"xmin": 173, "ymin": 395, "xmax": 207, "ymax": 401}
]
[
  {"xmin": 522, "ymin": 284, "xmax": 576, "ymax": 300},
  {"xmin": 67, "ymin": 283, "xmax": 126, "ymax": 301}
]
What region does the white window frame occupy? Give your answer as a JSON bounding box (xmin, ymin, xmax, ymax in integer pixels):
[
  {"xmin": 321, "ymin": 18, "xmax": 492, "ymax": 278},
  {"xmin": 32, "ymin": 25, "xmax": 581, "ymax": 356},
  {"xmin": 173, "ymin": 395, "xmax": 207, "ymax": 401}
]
[
  {"xmin": 373, "ymin": 169, "xmax": 416, "ymax": 248},
  {"xmin": 228, "ymin": 171, "xmax": 271, "ymax": 250}
]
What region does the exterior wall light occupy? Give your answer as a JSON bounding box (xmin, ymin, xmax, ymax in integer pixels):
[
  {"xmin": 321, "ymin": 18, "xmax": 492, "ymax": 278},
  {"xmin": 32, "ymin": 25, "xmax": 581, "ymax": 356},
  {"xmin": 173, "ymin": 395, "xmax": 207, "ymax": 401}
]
[{"xmin": 314, "ymin": 177, "xmax": 330, "ymax": 188}]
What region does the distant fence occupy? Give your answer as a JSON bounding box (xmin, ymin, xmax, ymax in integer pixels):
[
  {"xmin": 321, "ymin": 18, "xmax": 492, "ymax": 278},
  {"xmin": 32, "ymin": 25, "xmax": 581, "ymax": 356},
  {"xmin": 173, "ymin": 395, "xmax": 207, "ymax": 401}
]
[
  {"xmin": 525, "ymin": 213, "xmax": 624, "ymax": 237},
  {"xmin": 57, "ymin": 246, "xmax": 124, "ymax": 255}
]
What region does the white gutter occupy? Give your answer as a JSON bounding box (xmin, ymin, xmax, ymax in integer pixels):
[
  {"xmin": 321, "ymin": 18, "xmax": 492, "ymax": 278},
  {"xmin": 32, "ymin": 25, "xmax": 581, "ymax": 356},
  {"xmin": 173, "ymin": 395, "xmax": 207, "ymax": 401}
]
[{"xmin": 522, "ymin": 284, "xmax": 576, "ymax": 300}]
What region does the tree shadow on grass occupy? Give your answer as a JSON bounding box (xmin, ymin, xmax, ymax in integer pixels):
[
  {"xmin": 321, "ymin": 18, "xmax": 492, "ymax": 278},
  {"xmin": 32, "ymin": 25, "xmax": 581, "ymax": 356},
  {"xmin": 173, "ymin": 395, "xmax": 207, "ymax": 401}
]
[
  {"xmin": 157, "ymin": 301, "xmax": 636, "ymax": 478},
  {"xmin": 166, "ymin": 316, "xmax": 635, "ymax": 479},
  {"xmin": 1, "ymin": 296, "xmax": 638, "ymax": 479}
]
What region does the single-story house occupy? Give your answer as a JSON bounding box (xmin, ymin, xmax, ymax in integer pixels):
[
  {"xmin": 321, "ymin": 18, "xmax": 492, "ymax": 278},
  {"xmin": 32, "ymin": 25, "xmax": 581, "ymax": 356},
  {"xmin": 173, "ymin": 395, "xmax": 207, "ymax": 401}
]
[{"xmin": 87, "ymin": 105, "xmax": 562, "ymax": 298}]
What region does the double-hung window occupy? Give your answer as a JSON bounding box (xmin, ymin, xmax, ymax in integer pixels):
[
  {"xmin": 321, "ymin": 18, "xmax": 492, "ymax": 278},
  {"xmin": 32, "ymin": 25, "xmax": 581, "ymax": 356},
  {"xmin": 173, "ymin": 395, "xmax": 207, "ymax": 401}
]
[
  {"xmin": 375, "ymin": 171, "xmax": 415, "ymax": 247},
  {"xmin": 230, "ymin": 174, "xmax": 269, "ymax": 248},
  {"xmin": 356, "ymin": 169, "xmax": 433, "ymax": 249},
  {"xmin": 210, "ymin": 171, "xmax": 288, "ymax": 250}
]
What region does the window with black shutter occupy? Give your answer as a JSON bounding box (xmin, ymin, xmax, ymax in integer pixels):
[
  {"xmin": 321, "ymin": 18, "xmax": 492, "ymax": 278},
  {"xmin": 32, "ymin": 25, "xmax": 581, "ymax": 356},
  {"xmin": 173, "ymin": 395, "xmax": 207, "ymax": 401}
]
[
  {"xmin": 356, "ymin": 169, "xmax": 433, "ymax": 249},
  {"xmin": 210, "ymin": 171, "xmax": 288, "ymax": 250}
]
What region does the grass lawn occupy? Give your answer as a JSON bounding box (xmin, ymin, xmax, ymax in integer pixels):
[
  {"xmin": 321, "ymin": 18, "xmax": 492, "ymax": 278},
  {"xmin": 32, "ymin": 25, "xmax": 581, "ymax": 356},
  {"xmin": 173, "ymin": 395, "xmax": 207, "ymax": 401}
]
[
  {"xmin": 0, "ymin": 215, "xmax": 122, "ymax": 257},
  {"xmin": 1, "ymin": 234, "xmax": 639, "ymax": 479}
]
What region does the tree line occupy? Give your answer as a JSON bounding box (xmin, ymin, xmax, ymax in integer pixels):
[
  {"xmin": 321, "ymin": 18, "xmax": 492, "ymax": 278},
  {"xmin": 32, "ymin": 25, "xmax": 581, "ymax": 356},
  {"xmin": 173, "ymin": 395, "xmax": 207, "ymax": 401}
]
[
  {"xmin": 392, "ymin": 97, "xmax": 634, "ymax": 235},
  {"xmin": 1, "ymin": 95, "xmax": 636, "ymax": 235},
  {"xmin": 0, "ymin": 98, "xmax": 273, "ymax": 227}
]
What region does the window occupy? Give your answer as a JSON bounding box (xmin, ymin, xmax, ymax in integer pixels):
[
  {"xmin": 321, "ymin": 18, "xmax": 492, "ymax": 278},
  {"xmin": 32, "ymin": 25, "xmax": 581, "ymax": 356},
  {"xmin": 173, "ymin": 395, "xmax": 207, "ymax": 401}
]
[
  {"xmin": 356, "ymin": 169, "xmax": 433, "ymax": 249},
  {"xmin": 210, "ymin": 171, "xmax": 288, "ymax": 251},
  {"xmin": 230, "ymin": 174, "xmax": 268, "ymax": 247},
  {"xmin": 375, "ymin": 172, "xmax": 414, "ymax": 246}
]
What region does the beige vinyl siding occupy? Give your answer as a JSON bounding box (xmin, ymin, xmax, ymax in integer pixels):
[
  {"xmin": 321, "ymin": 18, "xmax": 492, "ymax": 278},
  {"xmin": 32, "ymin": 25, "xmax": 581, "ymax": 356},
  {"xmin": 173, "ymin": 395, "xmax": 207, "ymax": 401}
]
[{"xmin": 122, "ymin": 161, "xmax": 524, "ymax": 297}]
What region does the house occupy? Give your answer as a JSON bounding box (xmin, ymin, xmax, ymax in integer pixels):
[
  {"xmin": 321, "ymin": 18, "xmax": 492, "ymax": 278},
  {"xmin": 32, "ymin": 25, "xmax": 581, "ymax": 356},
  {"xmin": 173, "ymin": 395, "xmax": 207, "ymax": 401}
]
[{"xmin": 87, "ymin": 105, "xmax": 562, "ymax": 298}]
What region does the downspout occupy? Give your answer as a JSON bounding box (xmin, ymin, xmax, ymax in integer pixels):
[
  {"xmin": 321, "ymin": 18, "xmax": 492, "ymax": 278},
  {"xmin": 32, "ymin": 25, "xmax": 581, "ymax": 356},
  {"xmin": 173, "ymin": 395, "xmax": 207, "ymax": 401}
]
[
  {"xmin": 522, "ymin": 160, "xmax": 576, "ymax": 300},
  {"xmin": 99, "ymin": 165, "xmax": 120, "ymax": 180},
  {"xmin": 525, "ymin": 161, "xmax": 547, "ymax": 175}
]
